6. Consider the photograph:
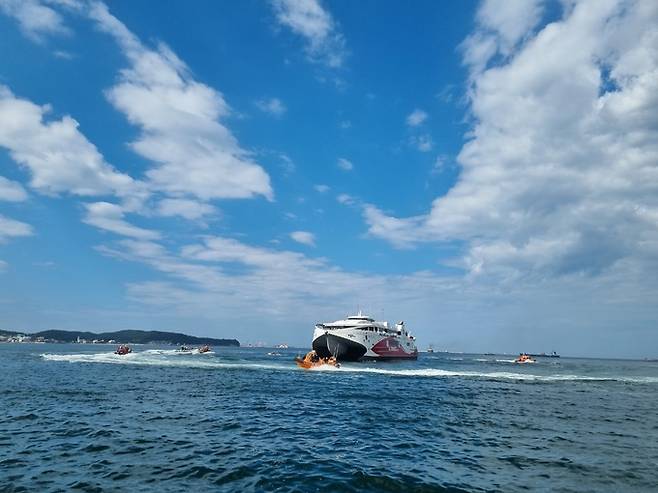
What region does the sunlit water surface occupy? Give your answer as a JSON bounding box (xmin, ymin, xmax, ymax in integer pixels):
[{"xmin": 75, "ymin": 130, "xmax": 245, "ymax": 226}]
[{"xmin": 1, "ymin": 344, "xmax": 657, "ymax": 492}]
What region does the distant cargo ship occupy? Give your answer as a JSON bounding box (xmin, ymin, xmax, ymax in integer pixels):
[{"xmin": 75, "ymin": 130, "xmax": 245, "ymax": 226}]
[
  {"xmin": 312, "ymin": 312, "xmax": 418, "ymax": 361},
  {"xmin": 528, "ymin": 351, "xmax": 560, "ymax": 358}
]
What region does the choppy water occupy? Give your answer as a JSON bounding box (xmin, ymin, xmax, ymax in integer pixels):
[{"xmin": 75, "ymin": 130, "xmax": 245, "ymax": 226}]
[{"xmin": 2, "ymin": 344, "xmax": 657, "ymax": 492}]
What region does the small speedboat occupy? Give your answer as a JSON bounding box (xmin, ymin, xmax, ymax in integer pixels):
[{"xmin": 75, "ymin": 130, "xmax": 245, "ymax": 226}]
[
  {"xmin": 198, "ymin": 345, "xmax": 211, "ymax": 353},
  {"xmin": 114, "ymin": 345, "xmax": 132, "ymax": 355},
  {"xmin": 515, "ymin": 353, "xmax": 536, "ymax": 364},
  {"xmin": 295, "ymin": 351, "xmax": 340, "ymax": 369}
]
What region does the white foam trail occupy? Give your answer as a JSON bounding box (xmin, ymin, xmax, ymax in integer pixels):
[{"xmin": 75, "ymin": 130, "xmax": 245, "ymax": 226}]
[
  {"xmin": 40, "ymin": 352, "xmax": 285, "ymax": 371},
  {"xmin": 39, "ymin": 353, "xmax": 658, "ymax": 384},
  {"xmin": 315, "ymin": 365, "xmax": 658, "ymax": 384},
  {"xmin": 142, "ymin": 349, "xmax": 215, "ymax": 355}
]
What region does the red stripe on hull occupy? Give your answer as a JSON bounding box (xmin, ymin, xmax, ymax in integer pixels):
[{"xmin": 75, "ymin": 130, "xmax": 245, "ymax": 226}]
[{"xmin": 371, "ymin": 337, "xmax": 417, "ymax": 359}]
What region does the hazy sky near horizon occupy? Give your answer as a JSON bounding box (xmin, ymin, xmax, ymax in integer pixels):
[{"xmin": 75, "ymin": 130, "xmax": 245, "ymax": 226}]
[{"xmin": 1, "ymin": 0, "xmax": 657, "ymax": 357}]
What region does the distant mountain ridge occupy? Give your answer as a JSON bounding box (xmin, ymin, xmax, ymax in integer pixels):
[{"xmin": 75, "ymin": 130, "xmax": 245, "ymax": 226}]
[{"xmin": 0, "ymin": 328, "xmax": 239, "ymax": 346}]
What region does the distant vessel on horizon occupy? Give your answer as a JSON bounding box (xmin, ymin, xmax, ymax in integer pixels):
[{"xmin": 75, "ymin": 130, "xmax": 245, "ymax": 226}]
[
  {"xmin": 528, "ymin": 351, "xmax": 560, "ymax": 358},
  {"xmin": 312, "ymin": 311, "xmax": 418, "ymax": 361}
]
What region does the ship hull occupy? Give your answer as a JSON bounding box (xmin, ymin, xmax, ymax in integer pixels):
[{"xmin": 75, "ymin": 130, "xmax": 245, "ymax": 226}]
[
  {"xmin": 311, "ymin": 333, "xmax": 331, "ymax": 358},
  {"xmin": 325, "ymin": 333, "xmax": 367, "ymax": 361}
]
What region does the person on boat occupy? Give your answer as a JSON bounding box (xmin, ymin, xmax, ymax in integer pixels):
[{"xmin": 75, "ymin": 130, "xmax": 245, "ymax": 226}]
[{"xmin": 304, "ymin": 350, "xmax": 319, "ymax": 363}]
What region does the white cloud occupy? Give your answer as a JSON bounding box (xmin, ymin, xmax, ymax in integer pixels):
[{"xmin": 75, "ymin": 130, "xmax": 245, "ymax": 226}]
[
  {"xmin": 410, "ymin": 134, "xmax": 433, "ymax": 152},
  {"xmin": 406, "ymin": 108, "xmax": 428, "ymax": 127},
  {"xmin": 290, "ymin": 230, "xmax": 315, "ymax": 246},
  {"xmin": 336, "ymin": 193, "xmax": 355, "ymax": 206},
  {"xmin": 365, "ymin": 0, "xmax": 658, "ymax": 283},
  {"xmin": 100, "ymin": 236, "xmax": 432, "ymax": 320},
  {"xmin": 0, "ymin": 0, "xmax": 74, "ymax": 41},
  {"xmin": 270, "ymin": 0, "xmax": 346, "ymax": 68},
  {"xmin": 314, "ymin": 184, "xmax": 330, "ymax": 193},
  {"xmin": 337, "ymin": 157, "xmax": 353, "ymax": 171},
  {"xmin": 83, "ymin": 202, "xmax": 160, "ymax": 240},
  {"xmin": 33, "ymin": 260, "xmax": 56, "ymax": 267},
  {"xmin": 461, "ymin": 0, "xmax": 544, "ymax": 75},
  {"xmin": 53, "ymin": 49, "xmax": 74, "ymax": 59},
  {"xmin": 255, "ymin": 97, "xmax": 287, "ymax": 117},
  {"xmin": 0, "ymin": 176, "xmax": 28, "ymax": 202},
  {"xmin": 278, "ymin": 153, "xmax": 295, "ymax": 174},
  {"xmin": 0, "ymin": 213, "xmax": 33, "ymax": 243},
  {"xmin": 155, "ymin": 198, "xmax": 218, "ymax": 221},
  {"xmin": 432, "ymin": 154, "xmax": 449, "ymax": 174},
  {"xmin": 94, "ymin": 233, "xmax": 658, "ymax": 357},
  {"xmin": 0, "ymin": 85, "xmax": 143, "ymax": 200},
  {"xmin": 88, "ymin": 2, "xmax": 273, "ymax": 202}
]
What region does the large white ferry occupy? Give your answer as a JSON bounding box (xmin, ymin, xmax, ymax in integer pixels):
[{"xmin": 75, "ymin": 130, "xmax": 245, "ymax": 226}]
[{"xmin": 312, "ymin": 312, "xmax": 418, "ymax": 361}]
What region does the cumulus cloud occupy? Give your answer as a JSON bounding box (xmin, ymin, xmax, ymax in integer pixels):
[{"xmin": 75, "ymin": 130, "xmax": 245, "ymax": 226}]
[
  {"xmin": 337, "ymin": 157, "xmax": 353, "ymax": 171},
  {"xmin": 0, "ymin": 213, "xmax": 33, "ymax": 243},
  {"xmin": 255, "ymin": 97, "xmax": 287, "ymax": 117},
  {"xmin": 290, "ymin": 230, "xmax": 315, "ymax": 246},
  {"xmin": 0, "ymin": 176, "xmax": 28, "ymax": 202},
  {"xmin": 0, "ymin": 85, "xmax": 143, "ymax": 199},
  {"xmin": 406, "ymin": 108, "xmax": 428, "ymax": 127},
  {"xmin": 88, "ymin": 2, "xmax": 273, "ymax": 202},
  {"xmin": 314, "ymin": 184, "xmax": 330, "ymax": 193},
  {"xmin": 270, "ymin": 0, "xmax": 346, "ymax": 68},
  {"xmin": 83, "ymin": 202, "xmax": 160, "ymax": 240},
  {"xmin": 365, "ymin": 0, "xmax": 658, "ymax": 282}
]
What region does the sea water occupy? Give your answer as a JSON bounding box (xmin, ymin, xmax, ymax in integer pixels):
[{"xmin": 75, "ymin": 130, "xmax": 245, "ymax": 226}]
[{"xmin": 1, "ymin": 344, "xmax": 657, "ymax": 492}]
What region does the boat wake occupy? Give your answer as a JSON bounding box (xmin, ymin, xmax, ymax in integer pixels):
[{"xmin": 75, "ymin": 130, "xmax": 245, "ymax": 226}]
[
  {"xmin": 40, "ymin": 352, "xmax": 284, "ymax": 372},
  {"xmin": 141, "ymin": 349, "xmax": 215, "ymax": 355},
  {"xmin": 39, "ymin": 352, "xmax": 658, "ymax": 384},
  {"xmin": 312, "ymin": 365, "xmax": 658, "ymax": 384}
]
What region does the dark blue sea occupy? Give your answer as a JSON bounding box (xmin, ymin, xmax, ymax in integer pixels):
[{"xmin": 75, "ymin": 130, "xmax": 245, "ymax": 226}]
[{"xmin": 1, "ymin": 344, "xmax": 657, "ymax": 492}]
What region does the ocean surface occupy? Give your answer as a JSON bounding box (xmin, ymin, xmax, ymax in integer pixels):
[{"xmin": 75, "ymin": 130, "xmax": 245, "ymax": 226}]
[{"xmin": 1, "ymin": 344, "xmax": 657, "ymax": 492}]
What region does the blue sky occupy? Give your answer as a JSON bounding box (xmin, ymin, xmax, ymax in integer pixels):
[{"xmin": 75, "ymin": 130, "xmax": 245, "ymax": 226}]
[{"xmin": 1, "ymin": 0, "xmax": 657, "ymax": 357}]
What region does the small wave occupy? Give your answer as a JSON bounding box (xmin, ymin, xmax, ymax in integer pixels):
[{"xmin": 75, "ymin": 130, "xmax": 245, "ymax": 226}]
[
  {"xmin": 40, "ymin": 352, "xmax": 283, "ymax": 372},
  {"xmin": 496, "ymin": 359, "xmax": 517, "ymax": 363}
]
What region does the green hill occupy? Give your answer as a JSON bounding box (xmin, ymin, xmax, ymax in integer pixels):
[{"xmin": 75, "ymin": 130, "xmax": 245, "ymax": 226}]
[{"xmin": 31, "ymin": 329, "xmax": 239, "ymax": 346}]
